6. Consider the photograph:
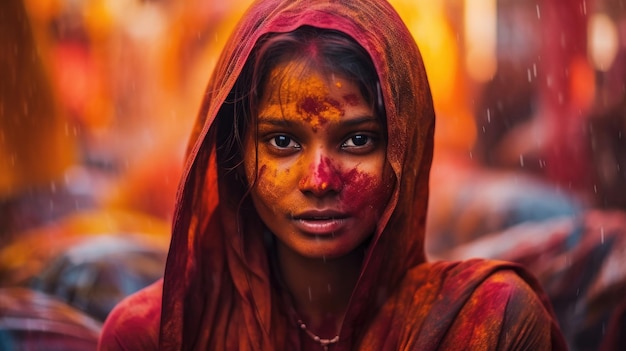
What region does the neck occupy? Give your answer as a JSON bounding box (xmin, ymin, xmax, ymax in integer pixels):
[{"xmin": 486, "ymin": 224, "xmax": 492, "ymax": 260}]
[{"xmin": 276, "ymin": 241, "xmax": 364, "ymax": 336}]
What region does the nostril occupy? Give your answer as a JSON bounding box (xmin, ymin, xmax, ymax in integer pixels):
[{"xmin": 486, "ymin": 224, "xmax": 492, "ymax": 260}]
[
  {"xmin": 298, "ymin": 155, "xmax": 343, "ymax": 196},
  {"xmin": 299, "ymin": 172, "xmax": 342, "ymax": 196}
]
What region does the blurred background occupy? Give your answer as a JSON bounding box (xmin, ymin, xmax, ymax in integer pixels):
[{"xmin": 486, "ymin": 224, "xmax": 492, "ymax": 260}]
[{"xmin": 1, "ymin": 0, "xmax": 625, "ymax": 350}]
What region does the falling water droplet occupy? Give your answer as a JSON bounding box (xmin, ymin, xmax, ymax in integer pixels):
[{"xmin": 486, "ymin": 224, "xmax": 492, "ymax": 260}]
[
  {"xmin": 536, "ymin": 4, "xmax": 541, "ymax": 19},
  {"xmin": 601, "ymin": 226, "xmax": 605, "ymax": 244},
  {"xmin": 519, "ymin": 154, "xmax": 525, "ymax": 167}
]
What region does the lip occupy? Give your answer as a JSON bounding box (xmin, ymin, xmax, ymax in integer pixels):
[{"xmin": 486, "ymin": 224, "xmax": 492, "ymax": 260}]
[{"xmin": 291, "ymin": 210, "xmax": 349, "ymax": 236}]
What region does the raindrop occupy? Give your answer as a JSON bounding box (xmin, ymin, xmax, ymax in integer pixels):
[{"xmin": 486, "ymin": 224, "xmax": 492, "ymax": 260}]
[
  {"xmin": 527, "ymin": 69, "xmax": 532, "ymax": 82},
  {"xmin": 594, "ymin": 184, "xmax": 598, "ymax": 193},
  {"xmin": 469, "ymin": 151, "xmax": 473, "ymax": 159},
  {"xmin": 50, "ymin": 181, "xmax": 56, "ymax": 193},
  {"xmin": 487, "ymin": 109, "xmax": 491, "ymax": 123},
  {"xmin": 308, "ymin": 286, "xmax": 312, "ymax": 301},
  {"xmin": 519, "ymin": 154, "xmax": 525, "ymax": 167},
  {"xmin": 582, "ymin": 0, "xmax": 587, "ymax": 15},
  {"xmin": 601, "ymin": 227, "xmax": 605, "ymax": 244},
  {"xmin": 536, "ymin": 4, "xmax": 541, "ymax": 19},
  {"xmin": 482, "ymin": 125, "xmax": 486, "ymax": 133},
  {"xmin": 533, "ymin": 63, "xmax": 537, "ymax": 77},
  {"xmin": 327, "ymin": 284, "xmax": 331, "ymax": 293}
]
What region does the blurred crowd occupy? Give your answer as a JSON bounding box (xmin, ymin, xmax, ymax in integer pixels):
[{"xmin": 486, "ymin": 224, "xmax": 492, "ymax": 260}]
[{"xmin": 1, "ymin": 0, "xmax": 625, "ymax": 350}]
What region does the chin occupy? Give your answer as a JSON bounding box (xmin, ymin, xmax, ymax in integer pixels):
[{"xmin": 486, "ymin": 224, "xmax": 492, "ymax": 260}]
[{"xmin": 287, "ymin": 239, "xmax": 365, "ymax": 260}]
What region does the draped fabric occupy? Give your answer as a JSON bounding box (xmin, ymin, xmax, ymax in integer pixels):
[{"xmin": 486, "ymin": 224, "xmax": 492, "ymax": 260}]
[{"xmin": 99, "ymin": 0, "xmax": 566, "ymax": 349}]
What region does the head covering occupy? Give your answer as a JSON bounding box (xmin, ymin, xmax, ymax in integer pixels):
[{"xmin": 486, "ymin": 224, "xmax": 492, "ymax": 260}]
[{"xmin": 161, "ymin": 0, "xmax": 433, "ymax": 349}]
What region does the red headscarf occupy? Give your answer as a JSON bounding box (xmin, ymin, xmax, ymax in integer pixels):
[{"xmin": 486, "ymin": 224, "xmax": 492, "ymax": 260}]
[{"xmin": 100, "ymin": 0, "xmax": 567, "ymax": 349}]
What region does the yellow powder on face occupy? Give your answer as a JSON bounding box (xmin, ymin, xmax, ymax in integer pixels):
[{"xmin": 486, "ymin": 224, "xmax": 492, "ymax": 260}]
[{"xmin": 260, "ymin": 62, "xmax": 345, "ymax": 130}]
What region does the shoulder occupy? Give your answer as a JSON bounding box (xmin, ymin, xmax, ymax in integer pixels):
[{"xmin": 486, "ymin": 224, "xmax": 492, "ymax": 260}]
[
  {"xmin": 400, "ymin": 259, "xmax": 565, "ymax": 350},
  {"xmin": 98, "ymin": 279, "xmax": 163, "ymax": 351},
  {"xmin": 451, "ymin": 266, "xmax": 559, "ymax": 350}
]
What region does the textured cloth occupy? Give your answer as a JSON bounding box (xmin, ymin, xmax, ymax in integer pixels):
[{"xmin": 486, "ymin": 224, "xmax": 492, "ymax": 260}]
[
  {"xmin": 440, "ymin": 210, "xmax": 626, "ymax": 351},
  {"xmin": 99, "ymin": 0, "xmax": 566, "ymax": 350}
]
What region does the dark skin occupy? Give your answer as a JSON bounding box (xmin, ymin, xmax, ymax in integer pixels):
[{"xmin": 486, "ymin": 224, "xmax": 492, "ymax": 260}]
[{"xmin": 243, "ymin": 60, "xmax": 394, "ymax": 347}]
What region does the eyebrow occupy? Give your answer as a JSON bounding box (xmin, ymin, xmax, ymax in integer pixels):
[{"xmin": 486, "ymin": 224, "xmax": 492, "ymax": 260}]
[{"xmin": 257, "ymin": 115, "xmax": 380, "ymax": 127}]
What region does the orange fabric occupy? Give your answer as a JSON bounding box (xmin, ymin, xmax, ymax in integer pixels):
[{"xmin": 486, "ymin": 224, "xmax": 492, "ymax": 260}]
[{"xmin": 99, "ymin": 0, "xmax": 566, "ymax": 350}]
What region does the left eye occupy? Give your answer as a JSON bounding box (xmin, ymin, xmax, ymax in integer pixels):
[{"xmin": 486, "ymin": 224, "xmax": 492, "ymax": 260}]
[
  {"xmin": 269, "ymin": 135, "xmax": 300, "ymax": 149},
  {"xmin": 342, "ymin": 135, "xmax": 370, "ymax": 148}
]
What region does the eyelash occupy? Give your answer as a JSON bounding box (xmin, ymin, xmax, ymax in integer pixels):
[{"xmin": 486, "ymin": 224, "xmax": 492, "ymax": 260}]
[
  {"xmin": 265, "ymin": 133, "xmax": 377, "ymax": 154},
  {"xmin": 268, "ymin": 135, "xmax": 301, "ymax": 150}
]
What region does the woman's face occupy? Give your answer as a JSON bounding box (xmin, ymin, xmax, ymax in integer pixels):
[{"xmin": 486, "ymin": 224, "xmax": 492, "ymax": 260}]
[{"xmin": 243, "ymin": 60, "xmax": 394, "ymax": 259}]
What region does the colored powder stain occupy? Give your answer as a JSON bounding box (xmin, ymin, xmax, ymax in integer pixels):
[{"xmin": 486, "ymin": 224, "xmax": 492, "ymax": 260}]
[
  {"xmin": 343, "ymin": 94, "xmax": 360, "ymax": 106},
  {"xmin": 262, "ymin": 63, "xmax": 345, "ymax": 131},
  {"xmin": 313, "ymin": 157, "xmax": 387, "ymax": 209},
  {"xmin": 313, "ymin": 156, "xmax": 343, "ymax": 190},
  {"xmin": 341, "ymin": 169, "xmax": 376, "ymax": 207},
  {"xmin": 300, "ymin": 96, "xmax": 326, "ymax": 116},
  {"xmin": 297, "ymin": 96, "xmax": 344, "ymax": 130}
]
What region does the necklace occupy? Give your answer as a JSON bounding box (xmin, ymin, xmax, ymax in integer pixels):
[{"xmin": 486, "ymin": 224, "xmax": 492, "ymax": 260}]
[{"xmin": 296, "ymin": 319, "xmax": 340, "ymax": 351}]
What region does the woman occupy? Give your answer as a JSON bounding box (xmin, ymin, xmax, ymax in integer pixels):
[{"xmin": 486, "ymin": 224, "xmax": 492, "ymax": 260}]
[{"xmin": 99, "ymin": 0, "xmax": 566, "ymax": 349}]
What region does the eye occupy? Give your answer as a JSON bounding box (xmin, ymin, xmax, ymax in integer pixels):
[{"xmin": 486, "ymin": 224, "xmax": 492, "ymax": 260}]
[
  {"xmin": 342, "ymin": 134, "xmax": 371, "ymax": 148},
  {"xmin": 269, "ymin": 135, "xmax": 300, "ymax": 149}
]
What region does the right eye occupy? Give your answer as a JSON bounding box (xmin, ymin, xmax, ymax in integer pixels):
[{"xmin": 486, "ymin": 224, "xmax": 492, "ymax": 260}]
[{"xmin": 269, "ymin": 135, "xmax": 300, "ymax": 149}]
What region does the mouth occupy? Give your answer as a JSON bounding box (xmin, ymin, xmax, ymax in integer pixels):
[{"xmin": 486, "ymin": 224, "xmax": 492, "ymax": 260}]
[{"xmin": 291, "ymin": 210, "xmax": 349, "ymax": 235}]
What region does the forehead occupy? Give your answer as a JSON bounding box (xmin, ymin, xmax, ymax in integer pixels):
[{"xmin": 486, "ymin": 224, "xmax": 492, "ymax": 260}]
[
  {"xmin": 263, "ymin": 60, "xmax": 336, "ymax": 99},
  {"xmin": 259, "ymin": 61, "xmax": 372, "ymax": 127}
]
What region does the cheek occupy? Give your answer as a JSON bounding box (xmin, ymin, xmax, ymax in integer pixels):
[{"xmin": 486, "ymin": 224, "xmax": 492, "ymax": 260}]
[
  {"xmin": 340, "ymin": 168, "xmax": 392, "ymax": 214},
  {"xmin": 251, "ymin": 159, "xmax": 299, "ymax": 207}
]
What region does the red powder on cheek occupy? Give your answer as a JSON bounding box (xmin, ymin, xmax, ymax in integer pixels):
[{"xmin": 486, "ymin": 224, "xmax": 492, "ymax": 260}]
[
  {"xmin": 340, "ymin": 168, "xmax": 390, "ymax": 211},
  {"xmin": 312, "ymin": 157, "xmax": 390, "ymax": 209},
  {"xmin": 343, "ymin": 94, "xmax": 360, "ymax": 106}
]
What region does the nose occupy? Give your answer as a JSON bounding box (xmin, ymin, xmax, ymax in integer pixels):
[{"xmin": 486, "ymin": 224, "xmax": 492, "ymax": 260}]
[{"xmin": 298, "ymin": 153, "xmax": 343, "ymax": 196}]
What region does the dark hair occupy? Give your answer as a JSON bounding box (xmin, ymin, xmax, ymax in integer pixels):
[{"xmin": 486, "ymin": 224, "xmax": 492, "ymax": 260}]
[{"xmin": 217, "ymin": 26, "xmax": 384, "ymax": 193}]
